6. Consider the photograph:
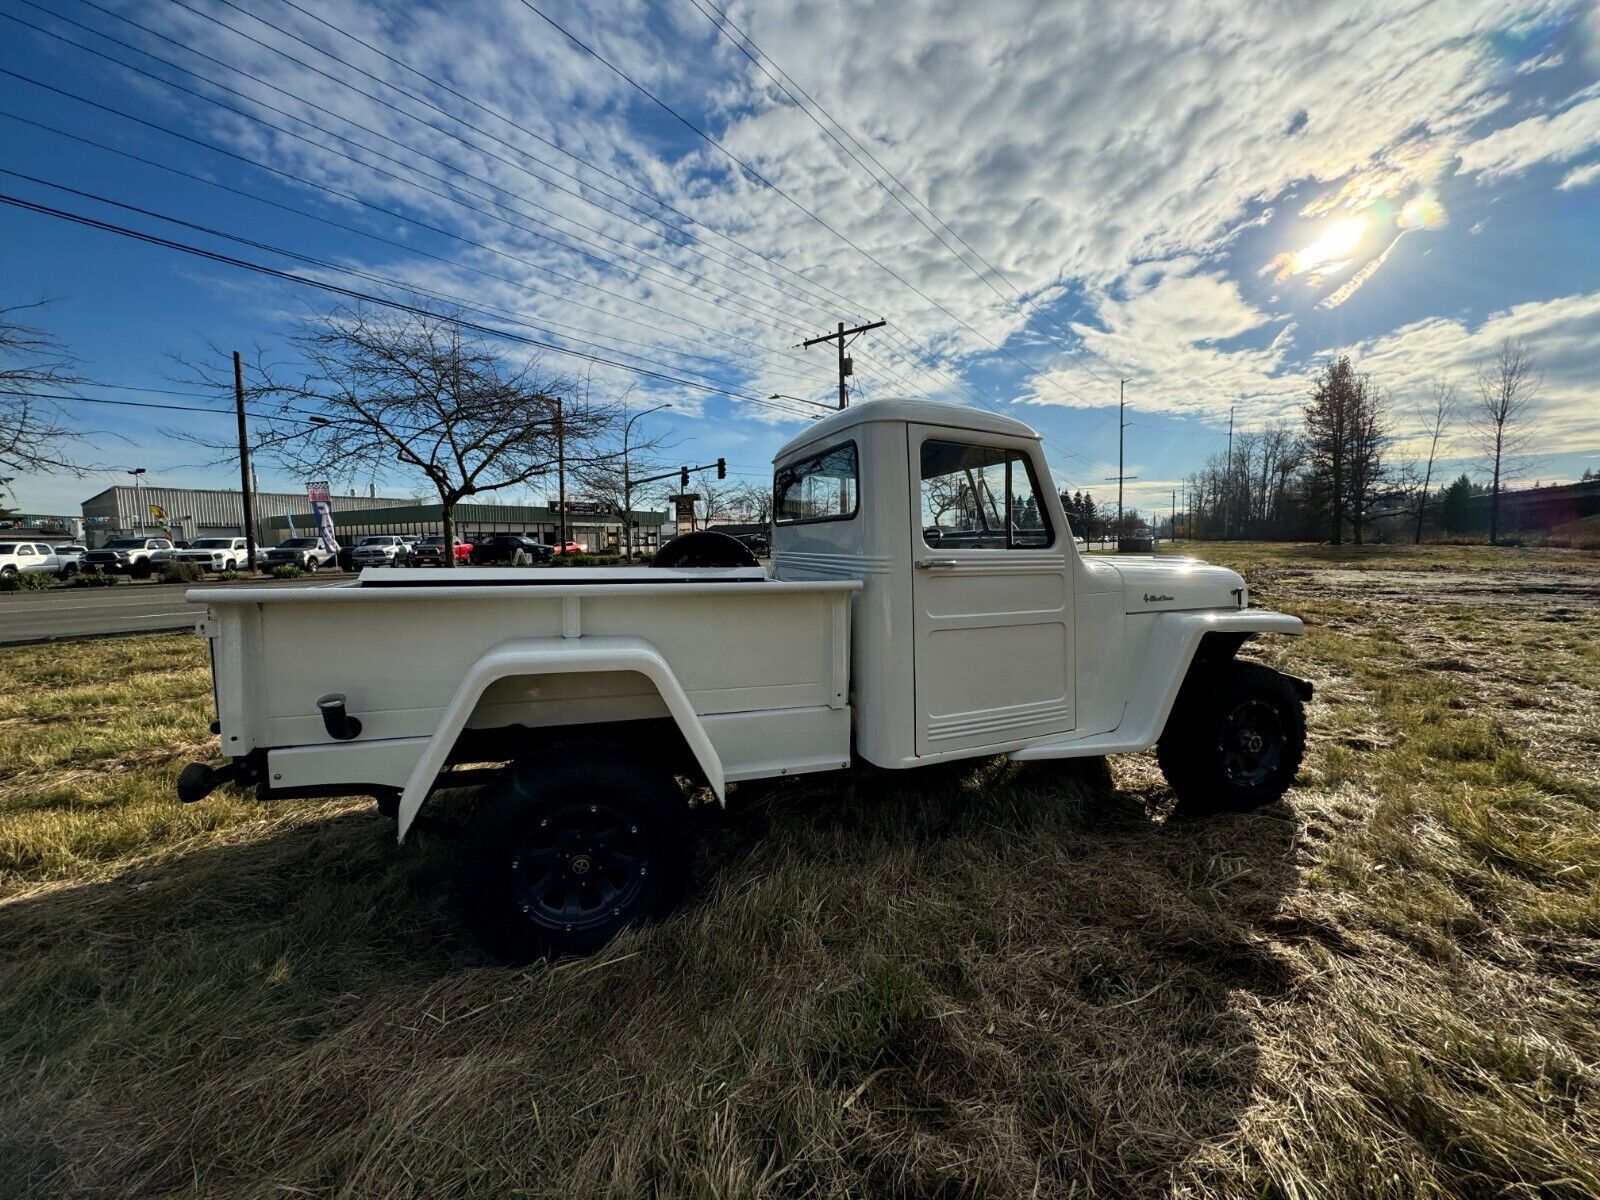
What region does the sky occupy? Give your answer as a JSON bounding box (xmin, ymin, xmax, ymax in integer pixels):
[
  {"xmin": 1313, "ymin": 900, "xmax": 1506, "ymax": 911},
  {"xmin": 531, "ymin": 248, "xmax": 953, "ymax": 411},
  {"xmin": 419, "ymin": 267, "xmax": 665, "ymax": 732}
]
[{"xmin": 2, "ymin": 0, "xmax": 1599, "ymax": 521}]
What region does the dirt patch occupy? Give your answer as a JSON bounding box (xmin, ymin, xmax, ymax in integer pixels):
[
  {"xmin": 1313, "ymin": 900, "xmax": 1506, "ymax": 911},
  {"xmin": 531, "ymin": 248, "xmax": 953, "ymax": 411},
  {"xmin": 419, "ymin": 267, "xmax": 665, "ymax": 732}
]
[{"xmin": 1267, "ymin": 567, "xmax": 1600, "ymax": 609}]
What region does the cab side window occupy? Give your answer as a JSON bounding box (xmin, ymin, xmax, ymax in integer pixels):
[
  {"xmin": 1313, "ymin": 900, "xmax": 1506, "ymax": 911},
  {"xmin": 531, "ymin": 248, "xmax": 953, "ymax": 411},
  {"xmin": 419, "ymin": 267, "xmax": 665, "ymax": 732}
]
[{"xmin": 919, "ymin": 441, "xmax": 1053, "ymax": 550}]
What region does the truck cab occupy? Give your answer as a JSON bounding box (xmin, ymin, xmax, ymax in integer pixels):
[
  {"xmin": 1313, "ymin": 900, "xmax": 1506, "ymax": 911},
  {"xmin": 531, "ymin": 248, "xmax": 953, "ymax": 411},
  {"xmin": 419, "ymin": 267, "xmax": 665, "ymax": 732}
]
[{"xmin": 769, "ymin": 400, "xmax": 1289, "ymax": 770}]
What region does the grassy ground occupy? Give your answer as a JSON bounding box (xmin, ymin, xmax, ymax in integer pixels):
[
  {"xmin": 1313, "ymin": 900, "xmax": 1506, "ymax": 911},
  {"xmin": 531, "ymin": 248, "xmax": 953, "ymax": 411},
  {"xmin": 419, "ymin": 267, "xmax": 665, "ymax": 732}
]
[{"xmin": 1, "ymin": 543, "xmax": 1595, "ymax": 1198}]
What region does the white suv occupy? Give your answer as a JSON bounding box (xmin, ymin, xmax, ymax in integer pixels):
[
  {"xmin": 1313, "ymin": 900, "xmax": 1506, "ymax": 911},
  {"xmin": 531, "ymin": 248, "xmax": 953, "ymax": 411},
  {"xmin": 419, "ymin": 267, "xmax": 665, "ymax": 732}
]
[
  {"xmin": 0, "ymin": 541, "xmax": 64, "ymax": 577},
  {"xmin": 175, "ymin": 537, "xmax": 250, "ymax": 572}
]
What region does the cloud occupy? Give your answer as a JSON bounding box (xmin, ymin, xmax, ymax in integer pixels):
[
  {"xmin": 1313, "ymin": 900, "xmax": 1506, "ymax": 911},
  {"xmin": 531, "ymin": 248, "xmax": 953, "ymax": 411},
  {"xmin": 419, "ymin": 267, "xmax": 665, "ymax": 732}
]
[
  {"xmin": 1456, "ymin": 90, "xmax": 1600, "ymax": 180},
  {"xmin": 1557, "ymin": 159, "xmax": 1600, "ymax": 189},
  {"xmin": 1331, "ymin": 289, "xmax": 1600, "ymax": 459}
]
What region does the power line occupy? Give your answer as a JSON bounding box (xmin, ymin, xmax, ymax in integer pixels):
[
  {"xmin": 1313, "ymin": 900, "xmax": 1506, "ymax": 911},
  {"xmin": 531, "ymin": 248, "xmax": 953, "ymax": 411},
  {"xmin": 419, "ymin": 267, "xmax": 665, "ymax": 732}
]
[
  {"xmin": 518, "ymin": 0, "xmax": 1100, "ymax": 408},
  {"xmin": 2, "ymin": 165, "xmax": 833, "ymax": 407},
  {"xmin": 199, "ymin": 0, "xmax": 874, "ymax": 325},
  {"xmin": 687, "ymin": 0, "xmax": 1127, "ymax": 395},
  {"xmin": 1, "ymin": 9, "xmax": 840, "ymax": 362},
  {"xmin": 0, "ymin": 110, "xmax": 823, "ymax": 390},
  {"xmin": 0, "ymin": 190, "xmax": 823, "ymax": 421}
]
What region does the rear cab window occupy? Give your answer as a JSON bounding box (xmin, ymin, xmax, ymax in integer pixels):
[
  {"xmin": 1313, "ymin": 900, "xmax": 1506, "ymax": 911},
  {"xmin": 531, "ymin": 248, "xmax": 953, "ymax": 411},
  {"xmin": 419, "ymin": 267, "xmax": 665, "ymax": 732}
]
[{"xmin": 775, "ymin": 441, "xmax": 858, "ymax": 525}]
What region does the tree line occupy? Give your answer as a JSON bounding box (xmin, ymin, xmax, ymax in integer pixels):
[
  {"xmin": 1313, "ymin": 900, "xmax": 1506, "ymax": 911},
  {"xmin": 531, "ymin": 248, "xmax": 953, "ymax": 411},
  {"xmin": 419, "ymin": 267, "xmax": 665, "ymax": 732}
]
[{"xmin": 1178, "ymin": 338, "xmax": 1541, "ymax": 545}]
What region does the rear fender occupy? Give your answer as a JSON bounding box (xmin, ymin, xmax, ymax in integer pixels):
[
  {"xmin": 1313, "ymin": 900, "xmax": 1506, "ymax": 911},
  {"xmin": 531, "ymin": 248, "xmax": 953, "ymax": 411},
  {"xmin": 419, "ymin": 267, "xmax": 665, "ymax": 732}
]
[{"xmin": 395, "ymin": 635, "xmax": 723, "ymax": 842}]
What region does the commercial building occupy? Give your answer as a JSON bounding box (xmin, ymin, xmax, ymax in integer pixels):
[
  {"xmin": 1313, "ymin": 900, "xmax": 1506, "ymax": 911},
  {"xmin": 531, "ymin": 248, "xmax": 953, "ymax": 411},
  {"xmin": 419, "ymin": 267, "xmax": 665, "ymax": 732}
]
[
  {"xmin": 80, "ymin": 485, "xmax": 409, "ymax": 547},
  {"xmin": 269, "ymin": 499, "xmax": 668, "ymax": 554}
]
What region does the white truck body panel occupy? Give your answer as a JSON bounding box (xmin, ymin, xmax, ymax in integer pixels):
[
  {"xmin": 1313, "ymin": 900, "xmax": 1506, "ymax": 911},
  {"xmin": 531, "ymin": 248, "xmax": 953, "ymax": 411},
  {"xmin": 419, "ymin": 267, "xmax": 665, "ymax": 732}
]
[{"xmin": 193, "ymin": 568, "xmax": 859, "ymax": 837}]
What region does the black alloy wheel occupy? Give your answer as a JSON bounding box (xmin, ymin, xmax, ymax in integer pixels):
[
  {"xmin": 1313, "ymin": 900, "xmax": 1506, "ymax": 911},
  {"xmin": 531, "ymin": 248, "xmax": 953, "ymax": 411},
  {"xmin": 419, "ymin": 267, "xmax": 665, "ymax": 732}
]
[
  {"xmin": 1218, "ymin": 698, "xmax": 1286, "ymax": 787},
  {"xmin": 510, "ymin": 802, "xmax": 649, "ymax": 934},
  {"xmin": 462, "ymin": 747, "xmax": 693, "ymax": 960},
  {"xmin": 1157, "ymin": 659, "xmax": 1306, "ymax": 814}
]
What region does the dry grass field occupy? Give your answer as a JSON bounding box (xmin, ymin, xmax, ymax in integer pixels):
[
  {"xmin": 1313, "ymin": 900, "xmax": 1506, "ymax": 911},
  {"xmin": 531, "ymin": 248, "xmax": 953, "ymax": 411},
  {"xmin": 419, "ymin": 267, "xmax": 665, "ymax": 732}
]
[{"xmin": 1, "ymin": 543, "xmax": 1596, "ymax": 1198}]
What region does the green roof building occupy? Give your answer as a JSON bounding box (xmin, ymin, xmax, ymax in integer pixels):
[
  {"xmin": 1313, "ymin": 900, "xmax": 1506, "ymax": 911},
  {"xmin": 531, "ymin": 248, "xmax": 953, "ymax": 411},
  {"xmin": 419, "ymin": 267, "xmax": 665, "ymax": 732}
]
[{"xmin": 268, "ymin": 500, "xmax": 667, "ymax": 554}]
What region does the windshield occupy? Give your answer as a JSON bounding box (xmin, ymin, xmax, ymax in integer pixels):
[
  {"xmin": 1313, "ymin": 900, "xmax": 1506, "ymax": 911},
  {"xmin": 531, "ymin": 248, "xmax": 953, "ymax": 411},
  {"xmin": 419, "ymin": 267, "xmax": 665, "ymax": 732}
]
[
  {"xmin": 358, "ymin": 536, "xmax": 395, "ymax": 545},
  {"xmin": 279, "ymin": 538, "xmax": 317, "ymax": 548},
  {"xmin": 420, "ymin": 536, "xmax": 446, "ymax": 545},
  {"xmin": 191, "ymin": 539, "xmax": 235, "ymax": 549},
  {"xmin": 103, "ymin": 538, "xmax": 146, "ymax": 548}
]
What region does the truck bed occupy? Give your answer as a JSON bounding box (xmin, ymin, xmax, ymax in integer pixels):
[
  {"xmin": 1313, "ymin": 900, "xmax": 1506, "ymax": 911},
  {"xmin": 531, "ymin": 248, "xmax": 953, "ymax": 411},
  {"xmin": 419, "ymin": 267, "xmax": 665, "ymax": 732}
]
[{"xmin": 189, "ymin": 569, "xmax": 860, "ymax": 799}]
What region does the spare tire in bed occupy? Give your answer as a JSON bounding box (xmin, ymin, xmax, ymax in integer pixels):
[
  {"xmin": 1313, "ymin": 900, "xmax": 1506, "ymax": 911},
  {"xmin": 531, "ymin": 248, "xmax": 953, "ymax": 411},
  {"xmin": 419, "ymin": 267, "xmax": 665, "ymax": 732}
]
[{"xmin": 650, "ymin": 530, "xmax": 759, "ymax": 569}]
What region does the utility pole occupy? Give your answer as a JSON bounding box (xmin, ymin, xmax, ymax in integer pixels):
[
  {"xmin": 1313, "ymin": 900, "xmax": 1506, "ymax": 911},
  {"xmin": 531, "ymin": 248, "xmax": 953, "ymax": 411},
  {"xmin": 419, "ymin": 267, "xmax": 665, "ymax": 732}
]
[
  {"xmin": 555, "ymin": 395, "xmax": 566, "ymax": 551},
  {"xmin": 801, "ymin": 319, "xmax": 886, "ymax": 409},
  {"xmin": 1171, "ymin": 487, "xmax": 1176, "ymax": 540},
  {"xmin": 1223, "ymin": 403, "xmax": 1235, "ymax": 540},
  {"xmin": 1102, "ymin": 379, "xmax": 1137, "ymax": 544},
  {"xmin": 233, "ymin": 350, "xmax": 257, "ymax": 570}
]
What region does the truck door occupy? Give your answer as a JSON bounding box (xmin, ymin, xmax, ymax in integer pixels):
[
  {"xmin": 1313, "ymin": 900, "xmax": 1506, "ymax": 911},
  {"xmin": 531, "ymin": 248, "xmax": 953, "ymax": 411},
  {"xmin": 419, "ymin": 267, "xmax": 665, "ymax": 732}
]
[{"xmin": 908, "ymin": 427, "xmax": 1074, "ymax": 757}]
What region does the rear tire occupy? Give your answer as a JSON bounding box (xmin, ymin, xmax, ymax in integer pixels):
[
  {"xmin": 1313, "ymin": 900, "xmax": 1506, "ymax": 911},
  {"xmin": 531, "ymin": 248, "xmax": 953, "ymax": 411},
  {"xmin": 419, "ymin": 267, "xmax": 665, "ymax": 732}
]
[
  {"xmin": 1158, "ymin": 660, "xmax": 1305, "ymax": 814},
  {"xmin": 462, "ymin": 747, "xmax": 693, "ymax": 961}
]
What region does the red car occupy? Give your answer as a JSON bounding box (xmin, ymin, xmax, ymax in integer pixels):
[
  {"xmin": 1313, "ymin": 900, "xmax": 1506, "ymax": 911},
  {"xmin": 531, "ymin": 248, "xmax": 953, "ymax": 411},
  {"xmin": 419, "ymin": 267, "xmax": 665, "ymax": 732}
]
[{"xmin": 551, "ymin": 540, "xmax": 585, "ymax": 555}]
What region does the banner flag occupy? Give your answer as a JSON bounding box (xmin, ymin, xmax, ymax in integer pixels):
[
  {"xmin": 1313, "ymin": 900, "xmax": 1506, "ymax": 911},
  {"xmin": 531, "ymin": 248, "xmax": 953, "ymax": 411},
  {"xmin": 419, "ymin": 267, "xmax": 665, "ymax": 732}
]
[{"xmin": 307, "ymin": 481, "xmax": 339, "ymax": 552}]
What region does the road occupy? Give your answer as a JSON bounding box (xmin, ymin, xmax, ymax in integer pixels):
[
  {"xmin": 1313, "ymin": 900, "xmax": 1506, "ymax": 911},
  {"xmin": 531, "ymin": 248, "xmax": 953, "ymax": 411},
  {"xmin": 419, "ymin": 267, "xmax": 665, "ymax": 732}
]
[{"xmin": 0, "ymin": 577, "xmax": 343, "ymax": 645}]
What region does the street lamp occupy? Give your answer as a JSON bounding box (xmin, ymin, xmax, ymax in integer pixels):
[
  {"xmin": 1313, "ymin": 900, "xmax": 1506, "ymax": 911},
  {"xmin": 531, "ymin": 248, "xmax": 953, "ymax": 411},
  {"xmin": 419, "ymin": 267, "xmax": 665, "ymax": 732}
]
[
  {"xmin": 128, "ymin": 468, "xmax": 147, "ymax": 537},
  {"xmin": 622, "ymin": 402, "xmax": 671, "ymax": 560}
]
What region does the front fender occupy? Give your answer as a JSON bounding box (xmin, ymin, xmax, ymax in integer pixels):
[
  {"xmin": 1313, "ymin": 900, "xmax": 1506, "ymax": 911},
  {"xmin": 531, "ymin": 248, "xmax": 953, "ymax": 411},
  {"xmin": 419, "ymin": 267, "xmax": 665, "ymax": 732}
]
[
  {"xmin": 395, "ymin": 635, "xmax": 723, "ymax": 842},
  {"xmin": 1013, "ymin": 607, "xmax": 1303, "ymax": 761}
]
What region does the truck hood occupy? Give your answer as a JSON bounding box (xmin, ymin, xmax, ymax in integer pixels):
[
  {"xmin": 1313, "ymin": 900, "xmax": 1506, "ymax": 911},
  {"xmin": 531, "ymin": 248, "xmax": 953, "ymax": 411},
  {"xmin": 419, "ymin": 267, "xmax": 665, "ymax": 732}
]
[{"xmin": 1106, "ymin": 556, "xmax": 1246, "ymax": 614}]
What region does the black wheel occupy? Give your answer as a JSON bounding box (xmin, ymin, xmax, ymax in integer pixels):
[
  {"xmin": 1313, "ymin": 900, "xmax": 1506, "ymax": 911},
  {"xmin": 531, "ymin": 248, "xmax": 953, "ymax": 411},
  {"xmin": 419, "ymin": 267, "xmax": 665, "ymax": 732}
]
[
  {"xmin": 303, "ymin": 557, "xmax": 318, "ymax": 573},
  {"xmin": 131, "ymin": 560, "xmax": 153, "ymax": 579},
  {"xmin": 1158, "ymin": 660, "xmax": 1305, "ymax": 814},
  {"xmin": 461, "ymin": 748, "xmax": 692, "ymax": 961},
  {"xmin": 60, "ymin": 562, "xmax": 78, "ymax": 578},
  {"xmin": 1, "ymin": 565, "xmax": 15, "ymax": 577}
]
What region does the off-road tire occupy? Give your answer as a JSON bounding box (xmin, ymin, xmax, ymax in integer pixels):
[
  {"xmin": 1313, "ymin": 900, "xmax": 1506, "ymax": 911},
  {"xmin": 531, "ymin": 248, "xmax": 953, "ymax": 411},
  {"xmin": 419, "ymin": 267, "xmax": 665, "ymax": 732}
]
[
  {"xmin": 462, "ymin": 747, "xmax": 693, "ymax": 961},
  {"xmin": 1158, "ymin": 660, "xmax": 1305, "ymax": 815},
  {"xmin": 131, "ymin": 559, "xmax": 153, "ymax": 579},
  {"xmin": 0, "ymin": 565, "xmax": 16, "ymax": 577}
]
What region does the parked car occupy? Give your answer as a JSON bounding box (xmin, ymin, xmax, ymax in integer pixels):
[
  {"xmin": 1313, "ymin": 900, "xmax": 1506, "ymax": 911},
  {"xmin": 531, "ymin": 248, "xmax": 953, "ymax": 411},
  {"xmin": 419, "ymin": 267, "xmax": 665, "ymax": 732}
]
[
  {"xmin": 52, "ymin": 544, "xmax": 88, "ymax": 574},
  {"xmin": 408, "ymin": 535, "xmax": 474, "ymax": 567},
  {"xmin": 350, "ymin": 534, "xmax": 413, "ymax": 568},
  {"xmin": 179, "ymin": 398, "xmax": 1312, "ymax": 962},
  {"xmin": 551, "ymin": 539, "xmax": 585, "ymax": 556},
  {"xmin": 83, "ymin": 536, "xmax": 173, "ymax": 577},
  {"xmin": 0, "ymin": 541, "xmax": 66, "ymax": 577},
  {"xmin": 174, "ymin": 537, "xmax": 251, "ymax": 573},
  {"xmin": 261, "ymin": 537, "xmax": 338, "ymax": 573},
  {"xmin": 468, "ymin": 534, "xmax": 551, "ymax": 566}
]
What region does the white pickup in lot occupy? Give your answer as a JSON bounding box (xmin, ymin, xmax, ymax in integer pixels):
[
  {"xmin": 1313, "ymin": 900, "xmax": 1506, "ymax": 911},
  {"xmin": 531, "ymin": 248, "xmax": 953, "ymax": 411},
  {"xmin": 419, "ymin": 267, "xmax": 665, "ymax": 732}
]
[{"xmin": 182, "ymin": 399, "xmax": 1310, "ymax": 959}]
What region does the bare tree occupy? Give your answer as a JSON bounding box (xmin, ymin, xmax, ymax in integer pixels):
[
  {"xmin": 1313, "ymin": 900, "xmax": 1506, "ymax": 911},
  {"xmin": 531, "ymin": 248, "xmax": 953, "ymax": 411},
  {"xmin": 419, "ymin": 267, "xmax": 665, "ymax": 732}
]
[
  {"xmin": 1472, "ymin": 338, "xmax": 1538, "ymax": 545},
  {"xmin": 568, "ymin": 397, "xmax": 677, "ymax": 560},
  {"xmin": 182, "ymin": 305, "xmax": 615, "ymax": 564},
  {"xmin": 0, "ymin": 301, "xmax": 89, "ymax": 474},
  {"xmin": 1347, "ymin": 379, "xmax": 1387, "ymax": 545},
  {"xmin": 724, "ymin": 481, "xmax": 773, "ymax": 525},
  {"xmin": 1411, "ymin": 378, "xmax": 1455, "ymax": 544}
]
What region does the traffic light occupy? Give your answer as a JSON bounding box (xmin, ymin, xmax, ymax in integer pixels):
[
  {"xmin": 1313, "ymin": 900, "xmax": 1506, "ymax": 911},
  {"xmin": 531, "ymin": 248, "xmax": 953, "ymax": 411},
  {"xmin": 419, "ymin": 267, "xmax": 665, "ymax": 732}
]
[
  {"xmin": 679, "ymin": 466, "xmax": 690, "ymax": 490},
  {"xmin": 716, "ymin": 457, "xmax": 726, "ymax": 480}
]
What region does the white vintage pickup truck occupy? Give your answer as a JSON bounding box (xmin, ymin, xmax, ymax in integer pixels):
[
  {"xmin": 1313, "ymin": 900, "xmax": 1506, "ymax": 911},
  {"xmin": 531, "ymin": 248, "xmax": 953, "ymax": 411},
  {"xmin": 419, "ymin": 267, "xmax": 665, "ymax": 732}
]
[{"xmin": 181, "ymin": 399, "xmax": 1310, "ymax": 958}]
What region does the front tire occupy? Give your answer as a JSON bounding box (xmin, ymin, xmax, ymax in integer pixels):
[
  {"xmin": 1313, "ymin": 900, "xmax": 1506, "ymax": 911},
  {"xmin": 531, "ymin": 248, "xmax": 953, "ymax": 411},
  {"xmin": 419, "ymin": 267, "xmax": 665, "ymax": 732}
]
[
  {"xmin": 1158, "ymin": 660, "xmax": 1305, "ymax": 814},
  {"xmin": 462, "ymin": 748, "xmax": 693, "ymax": 961}
]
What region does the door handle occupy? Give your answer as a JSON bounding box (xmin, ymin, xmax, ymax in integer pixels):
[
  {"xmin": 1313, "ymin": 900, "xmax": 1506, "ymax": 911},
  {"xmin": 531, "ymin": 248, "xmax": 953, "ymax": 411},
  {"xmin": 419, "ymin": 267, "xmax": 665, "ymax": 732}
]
[{"xmin": 914, "ymin": 558, "xmax": 959, "ymax": 570}]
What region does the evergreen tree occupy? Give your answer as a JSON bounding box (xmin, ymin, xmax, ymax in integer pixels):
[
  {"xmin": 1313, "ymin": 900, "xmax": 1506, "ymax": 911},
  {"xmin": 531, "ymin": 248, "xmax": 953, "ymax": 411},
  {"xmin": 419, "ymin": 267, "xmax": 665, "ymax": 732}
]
[{"xmin": 1437, "ymin": 474, "xmax": 1476, "ymax": 533}]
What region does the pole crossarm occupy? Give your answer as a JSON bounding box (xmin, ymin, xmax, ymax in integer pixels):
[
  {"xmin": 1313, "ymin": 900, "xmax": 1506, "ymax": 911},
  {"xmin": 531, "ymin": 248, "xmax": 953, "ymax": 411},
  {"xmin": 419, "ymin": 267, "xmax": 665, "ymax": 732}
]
[{"xmin": 800, "ymin": 319, "xmax": 887, "ymax": 409}]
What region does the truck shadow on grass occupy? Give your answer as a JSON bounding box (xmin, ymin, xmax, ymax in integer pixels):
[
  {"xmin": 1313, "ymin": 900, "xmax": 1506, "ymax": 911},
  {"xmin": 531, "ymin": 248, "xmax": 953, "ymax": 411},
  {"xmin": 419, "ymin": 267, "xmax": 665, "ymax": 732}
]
[{"xmin": 0, "ymin": 759, "xmax": 1301, "ymax": 1199}]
